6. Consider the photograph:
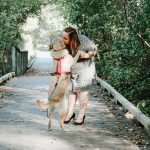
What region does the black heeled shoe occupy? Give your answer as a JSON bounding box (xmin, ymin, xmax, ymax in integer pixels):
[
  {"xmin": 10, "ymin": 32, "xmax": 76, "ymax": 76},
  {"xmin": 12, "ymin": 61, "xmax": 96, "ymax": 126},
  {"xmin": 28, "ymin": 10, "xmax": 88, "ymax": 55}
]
[
  {"xmin": 74, "ymin": 115, "xmax": 85, "ymax": 125},
  {"xmin": 64, "ymin": 113, "xmax": 75, "ymax": 124}
]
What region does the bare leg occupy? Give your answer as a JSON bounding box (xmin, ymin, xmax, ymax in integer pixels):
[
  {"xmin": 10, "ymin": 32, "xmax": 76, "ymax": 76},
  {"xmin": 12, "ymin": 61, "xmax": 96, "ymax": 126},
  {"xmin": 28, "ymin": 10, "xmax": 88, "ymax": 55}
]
[
  {"xmin": 64, "ymin": 92, "xmax": 77, "ymax": 121},
  {"xmin": 75, "ymin": 91, "xmax": 88, "ymax": 123}
]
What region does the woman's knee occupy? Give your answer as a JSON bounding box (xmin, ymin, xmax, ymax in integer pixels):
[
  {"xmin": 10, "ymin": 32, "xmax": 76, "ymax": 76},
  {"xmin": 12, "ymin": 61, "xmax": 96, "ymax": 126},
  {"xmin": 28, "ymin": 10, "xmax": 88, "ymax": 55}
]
[{"xmin": 80, "ymin": 91, "xmax": 89, "ymax": 99}]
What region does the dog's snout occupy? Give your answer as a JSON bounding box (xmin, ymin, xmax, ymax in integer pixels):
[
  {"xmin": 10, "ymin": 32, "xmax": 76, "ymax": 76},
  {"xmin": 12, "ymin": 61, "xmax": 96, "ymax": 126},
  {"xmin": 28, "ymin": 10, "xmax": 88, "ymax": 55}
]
[{"xmin": 60, "ymin": 39, "xmax": 65, "ymax": 47}]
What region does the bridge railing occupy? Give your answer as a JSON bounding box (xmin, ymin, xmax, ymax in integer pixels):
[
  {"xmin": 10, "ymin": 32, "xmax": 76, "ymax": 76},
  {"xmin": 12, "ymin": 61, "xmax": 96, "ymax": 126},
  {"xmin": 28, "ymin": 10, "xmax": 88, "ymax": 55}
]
[
  {"xmin": 96, "ymin": 77, "xmax": 150, "ymax": 136},
  {"xmin": 12, "ymin": 46, "xmax": 28, "ymax": 76}
]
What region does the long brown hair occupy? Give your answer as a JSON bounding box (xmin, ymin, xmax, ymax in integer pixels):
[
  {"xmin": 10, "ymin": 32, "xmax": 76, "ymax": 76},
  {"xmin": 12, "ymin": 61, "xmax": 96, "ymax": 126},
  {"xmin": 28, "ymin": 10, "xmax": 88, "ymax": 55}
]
[{"xmin": 63, "ymin": 27, "xmax": 80, "ymax": 56}]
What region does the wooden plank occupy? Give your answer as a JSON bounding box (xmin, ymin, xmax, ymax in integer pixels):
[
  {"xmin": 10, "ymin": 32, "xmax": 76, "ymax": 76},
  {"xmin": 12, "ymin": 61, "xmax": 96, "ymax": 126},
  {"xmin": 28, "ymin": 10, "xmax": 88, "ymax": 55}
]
[
  {"xmin": 11, "ymin": 46, "xmax": 28, "ymax": 76},
  {"xmin": 12, "ymin": 46, "xmax": 16, "ymax": 72},
  {"xmin": 96, "ymin": 77, "xmax": 150, "ymax": 131},
  {"xmin": 0, "ymin": 72, "xmax": 15, "ymax": 84}
]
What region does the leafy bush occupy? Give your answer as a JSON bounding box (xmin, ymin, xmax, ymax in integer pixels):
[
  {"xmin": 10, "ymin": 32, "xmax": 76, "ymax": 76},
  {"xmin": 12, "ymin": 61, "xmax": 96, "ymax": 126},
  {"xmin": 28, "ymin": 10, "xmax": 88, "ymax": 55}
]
[
  {"xmin": 57, "ymin": 0, "xmax": 150, "ymax": 117},
  {"xmin": 137, "ymin": 100, "xmax": 150, "ymax": 117},
  {"xmin": 0, "ymin": 0, "xmax": 44, "ymax": 74}
]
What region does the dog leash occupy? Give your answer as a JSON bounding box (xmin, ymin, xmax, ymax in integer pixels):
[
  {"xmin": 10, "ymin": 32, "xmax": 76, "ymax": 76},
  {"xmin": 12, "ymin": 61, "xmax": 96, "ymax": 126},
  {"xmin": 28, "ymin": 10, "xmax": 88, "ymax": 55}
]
[{"xmin": 54, "ymin": 56, "xmax": 64, "ymax": 75}]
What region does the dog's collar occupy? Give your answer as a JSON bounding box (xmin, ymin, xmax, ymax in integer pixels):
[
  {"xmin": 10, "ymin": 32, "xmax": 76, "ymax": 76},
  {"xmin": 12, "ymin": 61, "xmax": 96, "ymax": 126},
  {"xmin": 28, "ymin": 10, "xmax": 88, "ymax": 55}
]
[{"xmin": 53, "ymin": 47, "xmax": 66, "ymax": 52}]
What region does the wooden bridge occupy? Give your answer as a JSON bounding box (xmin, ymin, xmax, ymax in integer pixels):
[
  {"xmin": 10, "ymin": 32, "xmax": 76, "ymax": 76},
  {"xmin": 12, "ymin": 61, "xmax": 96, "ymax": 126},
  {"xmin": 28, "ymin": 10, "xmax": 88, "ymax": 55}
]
[{"xmin": 0, "ymin": 50, "xmax": 149, "ymax": 150}]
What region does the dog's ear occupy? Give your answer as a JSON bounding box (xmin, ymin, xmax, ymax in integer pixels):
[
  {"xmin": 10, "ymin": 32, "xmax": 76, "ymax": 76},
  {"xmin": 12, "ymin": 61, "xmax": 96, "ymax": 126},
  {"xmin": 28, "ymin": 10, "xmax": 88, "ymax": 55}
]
[{"xmin": 49, "ymin": 43, "xmax": 53, "ymax": 50}]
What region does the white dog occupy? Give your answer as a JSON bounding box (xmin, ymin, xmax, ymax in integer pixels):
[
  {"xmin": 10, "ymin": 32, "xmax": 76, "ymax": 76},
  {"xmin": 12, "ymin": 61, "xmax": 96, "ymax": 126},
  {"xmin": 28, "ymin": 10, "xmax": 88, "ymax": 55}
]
[{"xmin": 36, "ymin": 37, "xmax": 80, "ymax": 130}]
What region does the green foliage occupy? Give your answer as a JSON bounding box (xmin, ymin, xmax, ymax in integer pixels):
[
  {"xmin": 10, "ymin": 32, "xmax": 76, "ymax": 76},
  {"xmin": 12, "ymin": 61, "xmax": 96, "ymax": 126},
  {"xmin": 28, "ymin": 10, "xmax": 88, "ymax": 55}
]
[
  {"xmin": 57, "ymin": 0, "xmax": 150, "ymax": 117},
  {"xmin": 137, "ymin": 100, "xmax": 150, "ymax": 117},
  {"xmin": 0, "ymin": 0, "xmax": 149, "ymax": 117},
  {"xmin": 0, "ymin": 0, "xmax": 45, "ymax": 74}
]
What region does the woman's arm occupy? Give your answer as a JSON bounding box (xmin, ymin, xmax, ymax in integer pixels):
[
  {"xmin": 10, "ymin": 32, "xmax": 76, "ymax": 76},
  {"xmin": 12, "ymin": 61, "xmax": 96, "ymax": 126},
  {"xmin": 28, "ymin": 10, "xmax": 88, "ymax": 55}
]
[{"xmin": 80, "ymin": 50, "xmax": 97, "ymax": 59}]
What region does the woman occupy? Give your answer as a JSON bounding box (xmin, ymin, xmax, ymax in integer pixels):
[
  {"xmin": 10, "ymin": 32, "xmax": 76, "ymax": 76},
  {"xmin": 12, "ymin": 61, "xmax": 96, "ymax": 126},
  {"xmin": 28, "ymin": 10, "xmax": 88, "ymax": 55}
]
[{"xmin": 62, "ymin": 27, "xmax": 97, "ymax": 125}]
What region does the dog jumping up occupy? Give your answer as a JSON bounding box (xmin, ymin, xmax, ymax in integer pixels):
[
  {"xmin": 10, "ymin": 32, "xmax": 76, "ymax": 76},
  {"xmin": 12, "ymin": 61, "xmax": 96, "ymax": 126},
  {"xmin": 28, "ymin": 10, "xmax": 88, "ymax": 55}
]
[{"xmin": 36, "ymin": 37, "xmax": 81, "ymax": 130}]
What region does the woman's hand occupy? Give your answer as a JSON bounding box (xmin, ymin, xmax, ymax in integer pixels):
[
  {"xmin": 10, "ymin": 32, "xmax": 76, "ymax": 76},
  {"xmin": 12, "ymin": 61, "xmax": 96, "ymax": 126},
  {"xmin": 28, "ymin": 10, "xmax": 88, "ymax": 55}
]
[{"xmin": 80, "ymin": 50, "xmax": 97, "ymax": 59}]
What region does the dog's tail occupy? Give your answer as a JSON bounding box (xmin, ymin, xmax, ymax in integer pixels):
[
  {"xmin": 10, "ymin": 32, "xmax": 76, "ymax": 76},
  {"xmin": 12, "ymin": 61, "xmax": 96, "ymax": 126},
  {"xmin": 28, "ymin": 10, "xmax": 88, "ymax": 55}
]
[{"xmin": 36, "ymin": 99, "xmax": 48, "ymax": 109}]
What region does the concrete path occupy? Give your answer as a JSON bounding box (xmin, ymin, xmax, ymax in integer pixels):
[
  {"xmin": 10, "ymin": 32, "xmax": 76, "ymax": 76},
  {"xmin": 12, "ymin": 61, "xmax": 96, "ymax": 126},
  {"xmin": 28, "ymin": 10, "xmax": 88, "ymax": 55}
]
[{"xmin": 0, "ymin": 50, "xmax": 149, "ymax": 150}]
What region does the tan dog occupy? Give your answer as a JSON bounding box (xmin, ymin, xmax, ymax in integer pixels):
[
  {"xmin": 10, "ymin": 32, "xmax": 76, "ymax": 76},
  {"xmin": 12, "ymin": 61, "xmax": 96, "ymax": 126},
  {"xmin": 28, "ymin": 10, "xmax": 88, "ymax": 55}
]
[{"xmin": 36, "ymin": 37, "xmax": 80, "ymax": 130}]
